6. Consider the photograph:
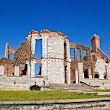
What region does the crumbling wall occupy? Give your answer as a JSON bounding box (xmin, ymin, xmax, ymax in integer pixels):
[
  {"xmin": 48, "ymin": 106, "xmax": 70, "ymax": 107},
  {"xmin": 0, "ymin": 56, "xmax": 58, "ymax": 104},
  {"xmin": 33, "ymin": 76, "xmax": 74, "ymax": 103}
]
[
  {"xmin": 91, "ymin": 35, "xmax": 110, "ymax": 79},
  {"xmin": 70, "ymin": 42, "xmax": 92, "ymax": 82},
  {"xmin": 0, "ymin": 65, "xmax": 4, "ymax": 75},
  {"xmin": 0, "ymin": 58, "xmax": 14, "ymax": 75},
  {"xmin": 93, "ymin": 57, "xmax": 107, "ymax": 79},
  {"xmin": 14, "ymin": 40, "xmax": 33, "ymax": 65}
]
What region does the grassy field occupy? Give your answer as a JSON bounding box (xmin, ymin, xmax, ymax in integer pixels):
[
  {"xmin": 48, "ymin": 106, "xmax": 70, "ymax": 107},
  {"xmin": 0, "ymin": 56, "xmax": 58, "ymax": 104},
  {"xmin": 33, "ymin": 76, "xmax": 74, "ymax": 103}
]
[
  {"xmin": 96, "ymin": 89, "xmax": 110, "ymax": 92},
  {"xmin": 0, "ymin": 90, "xmax": 105, "ymax": 101}
]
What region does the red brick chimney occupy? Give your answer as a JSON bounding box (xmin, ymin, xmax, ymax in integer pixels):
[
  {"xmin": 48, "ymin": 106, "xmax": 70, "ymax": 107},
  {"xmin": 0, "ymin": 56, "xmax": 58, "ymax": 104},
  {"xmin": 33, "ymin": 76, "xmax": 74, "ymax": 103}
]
[{"xmin": 91, "ymin": 34, "xmax": 100, "ymax": 52}]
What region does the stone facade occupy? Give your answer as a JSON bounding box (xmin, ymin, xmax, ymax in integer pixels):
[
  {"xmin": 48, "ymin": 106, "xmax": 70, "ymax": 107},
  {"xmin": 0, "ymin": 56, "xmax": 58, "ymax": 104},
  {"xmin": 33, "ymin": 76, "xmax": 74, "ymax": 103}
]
[
  {"xmin": 0, "ymin": 30, "xmax": 110, "ymax": 88},
  {"xmin": 0, "ymin": 65, "xmax": 4, "ymax": 75}
]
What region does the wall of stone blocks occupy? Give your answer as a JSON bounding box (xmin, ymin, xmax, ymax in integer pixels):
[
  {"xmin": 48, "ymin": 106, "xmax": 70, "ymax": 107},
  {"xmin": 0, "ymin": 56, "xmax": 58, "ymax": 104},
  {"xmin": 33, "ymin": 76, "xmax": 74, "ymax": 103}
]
[
  {"xmin": 41, "ymin": 33, "xmax": 68, "ymax": 83},
  {"xmin": 47, "ymin": 59, "xmax": 64, "ymax": 83},
  {"xmin": 0, "ymin": 76, "xmax": 44, "ymax": 90},
  {"xmin": 94, "ymin": 58, "xmax": 108, "ymax": 79},
  {"xmin": 14, "ymin": 66, "xmax": 19, "ymax": 76},
  {"xmin": 0, "ymin": 65, "xmax": 4, "ymax": 75},
  {"xmin": 47, "ymin": 37, "xmax": 64, "ymax": 59}
]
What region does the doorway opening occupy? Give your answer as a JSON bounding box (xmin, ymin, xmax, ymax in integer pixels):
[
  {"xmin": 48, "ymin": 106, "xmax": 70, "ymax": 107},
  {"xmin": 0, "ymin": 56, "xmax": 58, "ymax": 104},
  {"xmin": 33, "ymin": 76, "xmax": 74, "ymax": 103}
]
[
  {"xmin": 84, "ymin": 69, "xmax": 89, "ymax": 78},
  {"xmin": 22, "ymin": 64, "xmax": 27, "ymax": 75},
  {"xmin": 94, "ymin": 74, "xmax": 99, "ymax": 78}
]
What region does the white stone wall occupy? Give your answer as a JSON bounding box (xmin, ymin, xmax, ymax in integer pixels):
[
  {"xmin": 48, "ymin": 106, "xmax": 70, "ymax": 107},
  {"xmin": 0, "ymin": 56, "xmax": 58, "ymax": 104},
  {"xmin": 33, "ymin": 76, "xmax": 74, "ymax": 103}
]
[
  {"xmin": 41, "ymin": 59, "xmax": 47, "ymax": 76},
  {"xmin": 46, "ymin": 36, "xmax": 65, "ymax": 83},
  {"xmin": 26, "ymin": 61, "xmax": 31, "ymax": 76},
  {"xmin": 47, "ymin": 59, "xmax": 64, "ymax": 83},
  {"xmin": 66, "ymin": 38, "xmax": 70, "ymax": 62},
  {"xmin": 0, "ymin": 65, "xmax": 4, "ymax": 75},
  {"xmin": 41, "ymin": 34, "xmax": 49, "ymax": 58},
  {"xmin": 31, "ymin": 34, "xmax": 40, "ymax": 54},
  {"xmin": 27, "ymin": 32, "xmax": 71, "ymax": 84},
  {"xmin": 26, "ymin": 60, "xmax": 36, "ymax": 77},
  {"xmin": 14, "ymin": 66, "xmax": 19, "ymax": 76},
  {"xmin": 0, "ymin": 76, "xmax": 44, "ymax": 90},
  {"xmin": 78, "ymin": 63, "xmax": 84, "ymax": 82},
  {"xmin": 75, "ymin": 70, "xmax": 79, "ymax": 84},
  {"xmin": 94, "ymin": 58, "xmax": 107, "ymax": 79},
  {"xmin": 30, "ymin": 60, "xmax": 36, "ymax": 77},
  {"xmin": 41, "ymin": 34, "xmax": 49, "ymax": 77},
  {"xmin": 66, "ymin": 38, "xmax": 71, "ymax": 84},
  {"xmin": 47, "ymin": 37, "xmax": 64, "ymax": 59},
  {"xmin": 66, "ymin": 62, "xmax": 70, "ymax": 84},
  {"xmin": 41, "ymin": 33, "xmax": 66, "ymax": 83},
  {"xmin": 106, "ymin": 64, "xmax": 110, "ymax": 79}
]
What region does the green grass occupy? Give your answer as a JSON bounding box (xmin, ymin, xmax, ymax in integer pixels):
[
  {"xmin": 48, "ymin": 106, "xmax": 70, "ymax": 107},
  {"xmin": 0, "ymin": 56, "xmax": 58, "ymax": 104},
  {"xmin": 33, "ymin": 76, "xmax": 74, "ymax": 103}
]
[
  {"xmin": 96, "ymin": 89, "xmax": 110, "ymax": 92},
  {"xmin": 0, "ymin": 90, "xmax": 105, "ymax": 101}
]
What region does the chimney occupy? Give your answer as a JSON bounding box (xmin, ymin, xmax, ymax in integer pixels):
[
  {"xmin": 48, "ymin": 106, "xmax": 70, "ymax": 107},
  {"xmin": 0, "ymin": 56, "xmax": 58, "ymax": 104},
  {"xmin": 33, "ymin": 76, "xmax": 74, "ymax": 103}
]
[{"xmin": 91, "ymin": 34, "xmax": 100, "ymax": 52}]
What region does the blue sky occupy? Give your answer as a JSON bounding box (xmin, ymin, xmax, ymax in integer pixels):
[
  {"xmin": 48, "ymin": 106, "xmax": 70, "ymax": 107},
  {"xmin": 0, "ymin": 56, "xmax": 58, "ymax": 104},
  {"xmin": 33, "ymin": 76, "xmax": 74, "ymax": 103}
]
[{"xmin": 0, "ymin": 0, "xmax": 110, "ymax": 58}]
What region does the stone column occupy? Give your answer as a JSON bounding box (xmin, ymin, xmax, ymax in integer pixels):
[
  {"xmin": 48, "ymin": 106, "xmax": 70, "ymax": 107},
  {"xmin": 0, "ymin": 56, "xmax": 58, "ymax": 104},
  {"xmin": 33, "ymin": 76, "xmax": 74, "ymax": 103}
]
[
  {"xmin": 67, "ymin": 62, "xmax": 71, "ymax": 84},
  {"xmin": 66, "ymin": 39, "xmax": 71, "ymax": 84},
  {"xmin": 41, "ymin": 34, "xmax": 49, "ymax": 77},
  {"xmin": 80, "ymin": 49, "xmax": 83, "ymax": 61},
  {"xmin": 74, "ymin": 48, "xmax": 77, "ymax": 61},
  {"xmin": 41, "ymin": 34, "xmax": 48, "ymax": 58},
  {"xmin": 30, "ymin": 60, "xmax": 35, "ymax": 77},
  {"xmin": 26, "ymin": 61, "xmax": 30, "ymax": 76},
  {"xmin": 30, "ymin": 33, "xmax": 39, "ymax": 55},
  {"xmin": 88, "ymin": 67, "xmax": 92, "ymax": 79},
  {"xmin": 75, "ymin": 70, "xmax": 79, "ymax": 84},
  {"xmin": 78, "ymin": 62, "xmax": 84, "ymax": 82},
  {"xmin": 0, "ymin": 65, "xmax": 4, "ymax": 75},
  {"xmin": 106, "ymin": 64, "xmax": 110, "ymax": 79},
  {"xmin": 14, "ymin": 66, "xmax": 19, "ymax": 76}
]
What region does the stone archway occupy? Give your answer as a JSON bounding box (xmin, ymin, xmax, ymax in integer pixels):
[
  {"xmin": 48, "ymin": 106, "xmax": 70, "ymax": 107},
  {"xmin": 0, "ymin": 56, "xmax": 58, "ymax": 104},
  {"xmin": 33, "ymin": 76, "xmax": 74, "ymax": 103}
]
[{"xmin": 94, "ymin": 73, "xmax": 99, "ymax": 78}]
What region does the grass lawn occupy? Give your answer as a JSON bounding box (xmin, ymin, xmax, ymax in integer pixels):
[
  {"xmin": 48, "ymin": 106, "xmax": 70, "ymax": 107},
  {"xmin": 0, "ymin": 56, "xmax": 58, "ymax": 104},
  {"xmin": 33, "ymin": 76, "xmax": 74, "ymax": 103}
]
[
  {"xmin": 96, "ymin": 89, "xmax": 110, "ymax": 92},
  {"xmin": 0, "ymin": 90, "xmax": 105, "ymax": 101}
]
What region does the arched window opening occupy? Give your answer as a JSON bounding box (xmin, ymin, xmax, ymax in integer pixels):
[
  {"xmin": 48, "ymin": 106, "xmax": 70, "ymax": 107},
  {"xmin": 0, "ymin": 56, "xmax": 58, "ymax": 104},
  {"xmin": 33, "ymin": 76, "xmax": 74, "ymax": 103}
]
[{"xmin": 94, "ymin": 74, "xmax": 99, "ymax": 78}]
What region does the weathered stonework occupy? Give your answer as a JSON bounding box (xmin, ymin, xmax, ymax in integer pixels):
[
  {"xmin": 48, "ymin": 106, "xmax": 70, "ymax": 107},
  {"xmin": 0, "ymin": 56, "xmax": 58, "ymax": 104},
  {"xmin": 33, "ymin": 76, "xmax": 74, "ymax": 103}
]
[
  {"xmin": 0, "ymin": 29, "xmax": 110, "ymax": 89},
  {"xmin": 0, "ymin": 65, "xmax": 4, "ymax": 75},
  {"xmin": 0, "ymin": 98, "xmax": 110, "ymax": 110}
]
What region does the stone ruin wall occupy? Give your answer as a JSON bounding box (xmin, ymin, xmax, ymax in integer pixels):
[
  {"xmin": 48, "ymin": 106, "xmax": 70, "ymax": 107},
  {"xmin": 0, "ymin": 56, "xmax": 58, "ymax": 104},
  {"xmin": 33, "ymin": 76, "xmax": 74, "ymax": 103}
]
[
  {"xmin": 41, "ymin": 31, "xmax": 70, "ymax": 83},
  {"xmin": 91, "ymin": 35, "xmax": 110, "ymax": 79},
  {"xmin": 0, "ymin": 29, "xmax": 71, "ymax": 84},
  {"xmin": 0, "ymin": 30, "xmax": 110, "ymax": 85}
]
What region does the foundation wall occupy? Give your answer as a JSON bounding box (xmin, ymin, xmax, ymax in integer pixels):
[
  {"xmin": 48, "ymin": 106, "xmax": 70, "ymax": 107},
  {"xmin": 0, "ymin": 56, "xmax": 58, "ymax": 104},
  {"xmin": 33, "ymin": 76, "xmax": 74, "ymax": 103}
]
[{"xmin": 0, "ymin": 76, "xmax": 44, "ymax": 90}]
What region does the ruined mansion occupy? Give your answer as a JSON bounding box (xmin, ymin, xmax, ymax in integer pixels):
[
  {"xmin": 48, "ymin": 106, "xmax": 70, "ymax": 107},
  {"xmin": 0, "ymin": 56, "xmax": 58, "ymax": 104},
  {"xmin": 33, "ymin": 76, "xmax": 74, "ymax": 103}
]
[{"xmin": 0, "ymin": 29, "xmax": 110, "ymax": 89}]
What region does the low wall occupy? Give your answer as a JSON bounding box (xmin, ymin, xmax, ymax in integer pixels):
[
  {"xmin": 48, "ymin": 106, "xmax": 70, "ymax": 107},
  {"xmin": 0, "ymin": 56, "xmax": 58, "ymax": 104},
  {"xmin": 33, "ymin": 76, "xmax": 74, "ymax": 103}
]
[
  {"xmin": 0, "ymin": 98, "xmax": 110, "ymax": 110},
  {"xmin": 0, "ymin": 76, "xmax": 49, "ymax": 90}
]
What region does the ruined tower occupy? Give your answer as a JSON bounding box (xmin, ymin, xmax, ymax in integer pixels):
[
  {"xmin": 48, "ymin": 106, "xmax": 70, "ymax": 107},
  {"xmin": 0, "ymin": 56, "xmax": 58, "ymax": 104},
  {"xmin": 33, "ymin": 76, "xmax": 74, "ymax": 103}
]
[{"xmin": 91, "ymin": 34, "xmax": 100, "ymax": 52}]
